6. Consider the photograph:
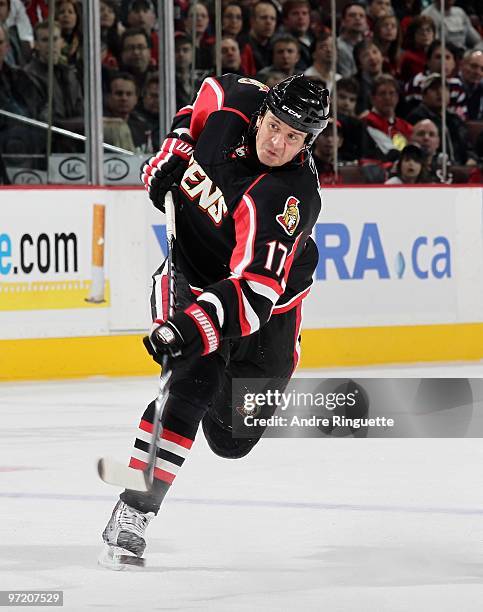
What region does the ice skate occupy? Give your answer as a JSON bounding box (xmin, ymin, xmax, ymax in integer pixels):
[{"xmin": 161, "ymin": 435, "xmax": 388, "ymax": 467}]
[{"xmin": 98, "ymin": 500, "xmax": 154, "ymax": 570}]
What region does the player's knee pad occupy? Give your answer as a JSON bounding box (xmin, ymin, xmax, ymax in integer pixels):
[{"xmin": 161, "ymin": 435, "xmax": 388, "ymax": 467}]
[{"xmin": 201, "ymin": 411, "xmax": 260, "ymax": 459}]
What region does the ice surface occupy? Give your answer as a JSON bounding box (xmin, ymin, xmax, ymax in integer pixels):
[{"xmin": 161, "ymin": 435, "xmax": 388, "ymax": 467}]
[{"xmin": 1, "ymin": 364, "xmax": 483, "ymax": 611}]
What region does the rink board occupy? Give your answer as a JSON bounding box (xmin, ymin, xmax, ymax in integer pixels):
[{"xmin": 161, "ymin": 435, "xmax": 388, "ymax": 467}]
[{"xmin": 0, "ymin": 185, "xmax": 482, "ymax": 379}]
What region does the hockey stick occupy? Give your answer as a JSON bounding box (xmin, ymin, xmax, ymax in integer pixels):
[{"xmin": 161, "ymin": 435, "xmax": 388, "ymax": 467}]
[{"xmin": 97, "ymin": 191, "xmax": 177, "ymax": 492}]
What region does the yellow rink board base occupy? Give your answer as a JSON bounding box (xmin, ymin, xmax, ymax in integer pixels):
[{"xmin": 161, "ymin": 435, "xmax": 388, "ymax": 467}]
[{"xmin": 2, "ymin": 322, "xmax": 483, "ymax": 381}]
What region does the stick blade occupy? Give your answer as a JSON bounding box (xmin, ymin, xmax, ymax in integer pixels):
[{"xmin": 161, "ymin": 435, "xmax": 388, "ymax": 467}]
[{"xmin": 97, "ymin": 457, "xmax": 150, "ymax": 492}]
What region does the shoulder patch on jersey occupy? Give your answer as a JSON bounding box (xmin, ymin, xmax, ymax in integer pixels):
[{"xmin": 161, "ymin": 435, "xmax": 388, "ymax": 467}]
[
  {"xmin": 276, "ymin": 196, "xmax": 300, "ymax": 236},
  {"xmin": 238, "ymin": 77, "xmax": 269, "ymax": 92}
]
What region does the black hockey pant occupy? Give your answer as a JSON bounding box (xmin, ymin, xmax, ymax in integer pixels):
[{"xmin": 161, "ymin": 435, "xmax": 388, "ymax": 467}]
[{"xmin": 121, "ymin": 274, "xmax": 303, "ymax": 515}]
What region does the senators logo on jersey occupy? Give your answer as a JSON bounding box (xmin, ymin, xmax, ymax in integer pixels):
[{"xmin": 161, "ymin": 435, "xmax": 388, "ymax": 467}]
[{"xmin": 276, "ymin": 196, "xmax": 300, "ymax": 236}]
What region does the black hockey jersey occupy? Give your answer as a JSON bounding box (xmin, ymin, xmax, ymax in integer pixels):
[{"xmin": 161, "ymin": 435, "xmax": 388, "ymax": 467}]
[{"xmin": 169, "ymin": 74, "xmax": 322, "ymax": 340}]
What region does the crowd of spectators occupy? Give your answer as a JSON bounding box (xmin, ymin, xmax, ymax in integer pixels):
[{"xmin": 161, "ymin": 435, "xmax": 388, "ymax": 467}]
[{"xmin": 0, "ymin": 0, "xmax": 482, "ymax": 184}]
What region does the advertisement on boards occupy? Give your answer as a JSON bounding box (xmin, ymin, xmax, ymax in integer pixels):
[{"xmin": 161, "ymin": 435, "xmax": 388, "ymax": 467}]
[{"xmin": 1, "ymin": 189, "xmax": 110, "ymax": 339}]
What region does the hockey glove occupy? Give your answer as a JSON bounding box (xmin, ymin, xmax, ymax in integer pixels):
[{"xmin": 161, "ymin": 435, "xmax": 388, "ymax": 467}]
[
  {"xmin": 140, "ymin": 133, "xmax": 195, "ymax": 212},
  {"xmin": 143, "ymin": 304, "xmax": 220, "ymax": 363}
]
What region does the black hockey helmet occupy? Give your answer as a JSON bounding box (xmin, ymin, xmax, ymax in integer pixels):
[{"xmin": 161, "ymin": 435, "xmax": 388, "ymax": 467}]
[{"xmin": 263, "ymin": 75, "xmax": 330, "ymax": 145}]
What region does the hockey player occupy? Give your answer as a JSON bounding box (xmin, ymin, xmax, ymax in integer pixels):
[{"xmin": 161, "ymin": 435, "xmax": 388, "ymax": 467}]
[{"xmin": 99, "ymin": 73, "xmax": 329, "ymax": 569}]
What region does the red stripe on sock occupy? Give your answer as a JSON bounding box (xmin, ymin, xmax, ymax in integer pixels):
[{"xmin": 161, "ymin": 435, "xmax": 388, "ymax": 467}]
[
  {"xmin": 129, "ymin": 457, "xmax": 147, "ymax": 470},
  {"xmin": 153, "ymin": 467, "xmax": 176, "ymax": 484},
  {"xmin": 130, "ymin": 458, "xmax": 175, "ymax": 485},
  {"xmin": 162, "ymin": 428, "xmax": 193, "ymax": 449},
  {"xmin": 139, "ymin": 419, "xmax": 153, "ymax": 434},
  {"xmin": 139, "ymin": 421, "xmax": 193, "ymax": 449}
]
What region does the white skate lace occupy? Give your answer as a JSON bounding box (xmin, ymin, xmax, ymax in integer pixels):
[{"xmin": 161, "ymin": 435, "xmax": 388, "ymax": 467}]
[{"xmin": 118, "ymin": 503, "xmax": 151, "ymax": 538}]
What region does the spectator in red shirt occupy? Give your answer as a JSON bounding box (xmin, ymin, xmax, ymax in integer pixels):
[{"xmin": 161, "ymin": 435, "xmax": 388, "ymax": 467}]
[
  {"xmin": 400, "ymin": 15, "xmax": 436, "ymax": 82},
  {"xmin": 363, "ymin": 74, "xmax": 413, "ymax": 150}
]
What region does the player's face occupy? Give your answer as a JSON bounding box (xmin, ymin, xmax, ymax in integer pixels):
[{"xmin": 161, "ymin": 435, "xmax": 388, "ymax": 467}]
[{"xmin": 256, "ymin": 110, "xmax": 306, "ymax": 167}]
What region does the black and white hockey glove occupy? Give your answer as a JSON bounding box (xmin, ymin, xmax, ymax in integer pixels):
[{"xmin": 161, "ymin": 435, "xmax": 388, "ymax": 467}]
[
  {"xmin": 140, "ymin": 132, "xmax": 195, "ymax": 212},
  {"xmin": 143, "ymin": 304, "xmax": 220, "ymax": 363}
]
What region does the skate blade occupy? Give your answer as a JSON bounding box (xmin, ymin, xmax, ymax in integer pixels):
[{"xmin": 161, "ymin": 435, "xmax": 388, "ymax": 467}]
[{"xmin": 98, "ymin": 545, "xmax": 145, "ymax": 571}]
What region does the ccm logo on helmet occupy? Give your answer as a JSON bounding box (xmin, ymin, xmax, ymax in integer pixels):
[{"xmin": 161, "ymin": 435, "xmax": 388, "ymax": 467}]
[{"xmin": 281, "ymin": 105, "xmax": 302, "ymax": 118}]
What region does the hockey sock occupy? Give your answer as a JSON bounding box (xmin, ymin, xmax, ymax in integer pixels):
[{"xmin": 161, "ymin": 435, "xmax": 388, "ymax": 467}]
[{"xmin": 121, "ymin": 398, "xmax": 203, "ymax": 514}]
